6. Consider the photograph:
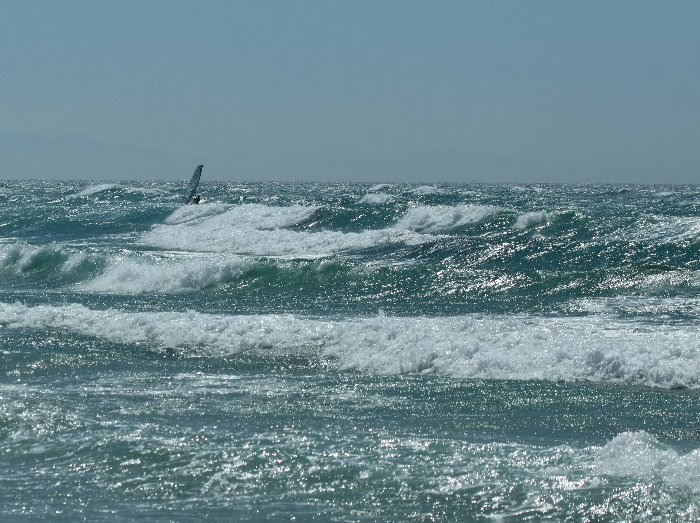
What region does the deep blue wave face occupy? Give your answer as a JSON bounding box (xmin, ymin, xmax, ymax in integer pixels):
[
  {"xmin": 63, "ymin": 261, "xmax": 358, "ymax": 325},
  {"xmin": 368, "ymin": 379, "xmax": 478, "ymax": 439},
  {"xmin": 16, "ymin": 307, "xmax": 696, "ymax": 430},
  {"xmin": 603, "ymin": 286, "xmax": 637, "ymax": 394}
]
[{"xmin": 1, "ymin": 180, "xmax": 699, "ymax": 520}]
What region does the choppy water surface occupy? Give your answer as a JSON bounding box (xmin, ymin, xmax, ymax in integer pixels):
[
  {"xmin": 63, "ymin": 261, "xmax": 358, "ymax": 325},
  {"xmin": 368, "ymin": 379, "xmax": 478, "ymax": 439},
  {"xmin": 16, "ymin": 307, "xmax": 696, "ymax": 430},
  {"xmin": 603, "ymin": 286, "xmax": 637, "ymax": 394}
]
[{"xmin": 1, "ymin": 180, "xmax": 699, "ymax": 520}]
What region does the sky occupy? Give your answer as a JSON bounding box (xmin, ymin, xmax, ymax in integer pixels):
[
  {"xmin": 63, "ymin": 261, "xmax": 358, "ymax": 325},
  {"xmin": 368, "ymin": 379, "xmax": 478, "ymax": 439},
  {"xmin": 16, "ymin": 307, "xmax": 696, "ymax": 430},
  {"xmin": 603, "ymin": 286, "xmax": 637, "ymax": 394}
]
[{"xmin": 1, "ymin": 1, "xmax": 699, "ymax": 183}]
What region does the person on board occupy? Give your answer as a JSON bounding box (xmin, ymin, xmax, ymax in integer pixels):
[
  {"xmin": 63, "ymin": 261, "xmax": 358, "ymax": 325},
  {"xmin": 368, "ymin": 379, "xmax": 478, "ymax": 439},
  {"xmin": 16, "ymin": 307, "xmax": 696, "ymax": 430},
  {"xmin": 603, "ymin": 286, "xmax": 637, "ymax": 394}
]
[{"xmin": 192, "ymin": 194, "xmax": 201, "ymax": 204}]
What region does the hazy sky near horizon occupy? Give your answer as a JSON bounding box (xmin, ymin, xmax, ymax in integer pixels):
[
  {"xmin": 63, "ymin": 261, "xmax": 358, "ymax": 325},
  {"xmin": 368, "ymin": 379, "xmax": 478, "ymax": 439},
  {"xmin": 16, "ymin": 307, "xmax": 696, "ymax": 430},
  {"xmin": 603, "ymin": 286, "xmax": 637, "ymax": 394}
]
[{"xmin": 2, "ymin": 1, "xmax": 699, "ymax": 183}]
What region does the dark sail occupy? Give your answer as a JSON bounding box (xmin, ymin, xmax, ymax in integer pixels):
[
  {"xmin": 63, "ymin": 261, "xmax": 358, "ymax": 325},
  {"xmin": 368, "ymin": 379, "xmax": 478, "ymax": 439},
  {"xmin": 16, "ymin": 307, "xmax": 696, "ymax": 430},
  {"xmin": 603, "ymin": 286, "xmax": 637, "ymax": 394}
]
[{"xmin": 183, "ymin": 164, "xmax": 203, "ymax": 204}]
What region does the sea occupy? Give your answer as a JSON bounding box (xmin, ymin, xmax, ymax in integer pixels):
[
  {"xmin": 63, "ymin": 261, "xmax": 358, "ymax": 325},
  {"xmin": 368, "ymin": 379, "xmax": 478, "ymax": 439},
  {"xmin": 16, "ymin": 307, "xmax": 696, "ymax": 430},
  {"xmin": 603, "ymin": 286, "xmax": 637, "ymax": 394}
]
[{"xmin": 1, "ymin": 180, "xmax": 699, "ymax": 521}]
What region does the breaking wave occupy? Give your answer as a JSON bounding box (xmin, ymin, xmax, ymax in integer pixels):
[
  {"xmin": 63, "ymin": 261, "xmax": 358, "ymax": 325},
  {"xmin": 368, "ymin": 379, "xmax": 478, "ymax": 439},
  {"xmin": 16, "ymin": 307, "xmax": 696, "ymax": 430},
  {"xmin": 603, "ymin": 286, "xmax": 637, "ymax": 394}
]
[
  {"xmin": 514, "ymin": 210, "xmax": 549, "ymax": 229},
  {"xmin": 0, "ymin": 241, "xmax": 100, "ymax": 283},
  {"xmin": 76, "ymin": 253, "xmax": 258, "ymax": 294},
  {"xmin": 2, "ymin": 303, "xmax": 698, "ymax": 389},
  {"xmin": 618, "ymin": 215, "xmax": 700, "ymax": 244},
  {"xmin": 394, "ymin": 205, "xmax": 503, "ymax": 233},
  {"xmin": 141, "ymin": 203, "xmax": 432, "ymax": 257},
  {"xmin": 359, "ymin": 193, "xmax": 394, "ymax": 205},
  {"xmin": 74, "ymin": 183, "xmax": 119, "ymax": 197},
  {"xmin": 595, "ymin": 431, "xmax": 700, "ymax": 490}
]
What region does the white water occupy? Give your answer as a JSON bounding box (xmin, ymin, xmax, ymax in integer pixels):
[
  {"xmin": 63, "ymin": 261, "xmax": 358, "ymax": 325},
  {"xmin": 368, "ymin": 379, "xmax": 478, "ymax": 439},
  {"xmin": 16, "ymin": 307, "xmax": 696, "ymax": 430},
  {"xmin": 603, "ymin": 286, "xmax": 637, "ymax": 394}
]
[
  {"xmin": 2, "ymin": 303, "xmax": 698, "ymax": 389},
  {"xmin": 595, "ymin": 431, "xmax": 700, "ymax": 490},
  {"xmin": 394, "ymin": 204, "xmax": 503, "ymax": 233},
  {"xmin": 141, "ymin": 203, "xmax": 435, "ymax": 257},
  {"xmin": 76, "ymin": 253, "xmax": 257, "ymax": 294},
  {"xmin": 514, "ymin": 210, "xmax": 549, "ymax": 229},
  {"xmin": 359, "ymin": 193, "xmax": 394, "ymax": 204}
]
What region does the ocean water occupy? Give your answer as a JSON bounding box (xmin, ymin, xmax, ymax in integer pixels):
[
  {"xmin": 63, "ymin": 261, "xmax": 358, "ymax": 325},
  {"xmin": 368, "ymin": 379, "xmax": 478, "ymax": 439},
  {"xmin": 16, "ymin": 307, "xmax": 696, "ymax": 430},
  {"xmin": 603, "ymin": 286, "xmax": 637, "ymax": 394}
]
[{"xmin": 1, "ymin": 180, "xmax": 699, "ymax": 521}]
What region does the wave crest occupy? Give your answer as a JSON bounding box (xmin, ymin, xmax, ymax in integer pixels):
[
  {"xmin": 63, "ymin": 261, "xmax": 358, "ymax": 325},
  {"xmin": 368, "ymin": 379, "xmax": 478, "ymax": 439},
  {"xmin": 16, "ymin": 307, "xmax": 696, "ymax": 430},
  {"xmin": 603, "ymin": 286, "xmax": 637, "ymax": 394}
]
[
  {"xmin": 0, "ymin": 242, "xmax": 99, "ymax": 282},
  {"xmin": 394, "ymin": 205, "xmax": 502, "ymax": 233},
  {"xmin": 77, "ymin": 254, "xmax": 257, "ymax": 294},
  {"xmin": 595, "ymin": 431, "xmax": 700, "ymax": 489},
  {"xmin": 2, "ymin": 303, "xmax": 698, "ymax": 389}
]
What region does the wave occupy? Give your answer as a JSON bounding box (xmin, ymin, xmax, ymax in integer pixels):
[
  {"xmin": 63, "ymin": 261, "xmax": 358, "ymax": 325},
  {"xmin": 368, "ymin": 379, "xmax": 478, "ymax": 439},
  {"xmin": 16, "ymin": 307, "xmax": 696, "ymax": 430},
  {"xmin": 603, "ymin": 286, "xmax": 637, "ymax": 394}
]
[
  {"xmin": 327, "ymin": 313, "xmax": 700, "ymax": 389},
  {"xmin": 394, "ymin": 205, "xmax": 503, "ymax": 233},
  {"xmin": 164, "ymin": 203, "xmax": 233, "ymax": 224},
  {"xmin": 567, "ymin": 296, "xmax": 700, "ymax": 321},
  {"xmin": 1, "ymin": 303, "xmax": 698, "ymax": 389},
  {"xmin": 359, "ymin": 193, "xmax": 394, "ymax": 205},
  {"xmin": 141, "ymin": 204, "xmax": 430, "ymax": 257},
  {"xmin": 73, "ymin": 183, "xmax": 119, "ymax": 197},
  {"xmin": 620, "ymin": 215, "xmax": 700, "ymax": 244},
  {"xmin": 595, "ymin": 431, "xmax": 700, "ymax": 490},
  {"xmin": 514, "ymin": 210, "xmax": 549, "ymax": 229},
  {"xmin": 70, "ymin": 183, "xmax": 168, "ymax": 199},
  {"xmin": 369, "ymin": 183, "xmax": 393, "ymax": 192},
  {"xmin": 410, "ymin": 185, "xmax": 443, "ymax": 195},
  {"xmin": 76, "ymin": 253, "xmax": 258, "ymax": 294},
  {"xmin": 0, "ymin": 241, "xmax": 263, "ymax": 293},
  {"xmin": 0, "ymin": 241, "xmax": 100, "ymax": 283}
]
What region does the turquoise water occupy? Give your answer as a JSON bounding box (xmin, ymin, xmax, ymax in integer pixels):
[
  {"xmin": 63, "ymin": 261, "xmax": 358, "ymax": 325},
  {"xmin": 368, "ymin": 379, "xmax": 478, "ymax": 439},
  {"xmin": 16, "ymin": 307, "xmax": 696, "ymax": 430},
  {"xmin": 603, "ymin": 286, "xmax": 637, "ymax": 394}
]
[{"xmin": 1, "ymin": 181, "xmax": 699, "ymax": 520}]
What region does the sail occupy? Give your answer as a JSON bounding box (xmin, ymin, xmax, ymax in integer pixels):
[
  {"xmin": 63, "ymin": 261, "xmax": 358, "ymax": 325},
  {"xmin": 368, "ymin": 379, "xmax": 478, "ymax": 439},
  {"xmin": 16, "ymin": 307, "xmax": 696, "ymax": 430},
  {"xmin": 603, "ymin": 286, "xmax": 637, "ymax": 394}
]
[{"xmin": 183, "ymin": 164, "xmax": 203, "ymax": 204}]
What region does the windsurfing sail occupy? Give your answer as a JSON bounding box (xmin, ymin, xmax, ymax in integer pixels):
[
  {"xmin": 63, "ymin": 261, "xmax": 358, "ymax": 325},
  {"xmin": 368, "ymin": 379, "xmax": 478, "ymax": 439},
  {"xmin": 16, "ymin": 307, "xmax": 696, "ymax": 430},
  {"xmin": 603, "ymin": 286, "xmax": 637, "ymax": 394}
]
[{"xmin": 183, "ymin": 164, "xmax": 203, "ymax": 204}]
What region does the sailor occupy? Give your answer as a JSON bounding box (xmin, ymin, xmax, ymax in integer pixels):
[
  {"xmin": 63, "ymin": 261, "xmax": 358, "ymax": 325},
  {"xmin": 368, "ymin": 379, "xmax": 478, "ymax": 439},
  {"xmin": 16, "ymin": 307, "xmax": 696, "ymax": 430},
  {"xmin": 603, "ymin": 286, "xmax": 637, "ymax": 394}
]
[{"xmin": 192, "ymin": 194, "xmax": 201, "ymax": 204}]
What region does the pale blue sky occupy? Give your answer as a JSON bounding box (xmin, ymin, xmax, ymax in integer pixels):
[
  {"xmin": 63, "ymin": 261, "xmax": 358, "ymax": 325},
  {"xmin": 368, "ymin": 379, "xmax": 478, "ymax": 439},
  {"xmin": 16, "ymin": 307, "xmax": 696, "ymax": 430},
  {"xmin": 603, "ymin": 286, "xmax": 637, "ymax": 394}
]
[{"xmin": 2, "ymin": 1, "xmax": 699, "ymax": 182}]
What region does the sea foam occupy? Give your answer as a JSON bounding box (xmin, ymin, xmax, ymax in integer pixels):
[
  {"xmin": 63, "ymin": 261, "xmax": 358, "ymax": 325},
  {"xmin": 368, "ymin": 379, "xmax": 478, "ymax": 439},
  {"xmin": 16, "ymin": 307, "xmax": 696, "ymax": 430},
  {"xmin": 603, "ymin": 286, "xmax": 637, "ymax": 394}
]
[
  {"xmin": 141, "ymin": 204, "xmax": 430, "ymax": 257},
  {"xmin": 77, "ymin": 253, "xmax": 257, "ymax": 294},
  {"xmin": 595, "ymin": 431, "xmax": 700, "ymax": 490},
  {"xmin": 620, "ymin": 215, "xmax": 700, "ymax": 244},
  {"xmin": 1, "ymin": 303, "xmax": 698, "ymax": 389},
  {"xmin": 71, "ymin": 183, "xmax": 166, "ymax": 198},
  {"xmin": 514, "ymin": 210, "xmax": 549, "ymax": 229},
  {"xmin": 359, "ymin": 193, "xmax": 394, "ymax": 205},
  {"xmin": 394, "ymin": 205, "xmax": 502, "ymax": 234},
  {"xmin": 73, "ymin": 183, "xmax": 119, "ymax": 197}
]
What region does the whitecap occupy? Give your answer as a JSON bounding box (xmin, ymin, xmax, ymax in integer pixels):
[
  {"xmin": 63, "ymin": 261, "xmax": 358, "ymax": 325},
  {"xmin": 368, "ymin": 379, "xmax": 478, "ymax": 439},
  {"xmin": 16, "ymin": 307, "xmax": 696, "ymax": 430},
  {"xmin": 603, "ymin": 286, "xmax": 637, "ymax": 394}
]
[
  {"xmin": 595, "ymin": 431, "xmax": 700, "ymax": 490},
  {"xmin": 73, "ymin": 183, "xmax": 119, "ymax": 197},
  {"xmin": 394, "ymin": 205, "xmax": 502, "ymax": 234},
  {"xmin": 514, "ymin": 210, "xmax": 549, "ymax": 229},
  {"xmin": 1, "ymin": 303, "xmax": 698, "ymax": 389},
  {"xmin": 142, "ymin": 204, "xmax": 430, "ymax": 257},
  {"xmin": 76, "ymin": 253, "xmax": 257, "ymax": 294},
  {"xmin": 359, "ymin": 193, "xmax": 394, "ymax": 205}
]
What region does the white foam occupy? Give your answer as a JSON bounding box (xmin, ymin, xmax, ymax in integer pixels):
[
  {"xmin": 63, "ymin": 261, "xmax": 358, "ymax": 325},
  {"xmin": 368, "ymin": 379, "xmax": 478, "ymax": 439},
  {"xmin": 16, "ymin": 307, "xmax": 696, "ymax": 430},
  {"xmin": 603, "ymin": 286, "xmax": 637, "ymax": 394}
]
[
  {"xmin": 122, "ymin": 185, "xmax": 165, "ymax": 196},
  {"xmin": 514, "ymin": 210, "xmax": 549, "ymax": 229},
  {"xmin": 410, "ymin": 185, "xmax": 443, "ymax": 195},
  {"xmin": 394, "ymin": 205, "xmax": 502, "ymax": 233},
  {"xmin": 162, "ymin": 203, "xmax": 316, "ymax": 229},
  {"xmin": 76, "ymin": 253, "xmax": 256, "ymax": 294},
  {"xmin": 595, "ymin": 432, "xmax": 700, "ymax": 490},
  {"xmin": 620, "ymin": 215, "xmax": 700, "ymax": 244},
  {"xmin": 1, "ymin": 303, "xmax": 698, "ymax": 389},
  {"xmin": 567, "ymin": 296, "xmax": 700, "ymax": 319},
  {"xmin": 369, "ymin": 183, "xmax": 392, "ymax": 192},
  {"xmin": 0, "ymin": 303, "xmax": 323, "ymax": 354},
  {"xmin": 69, "ymin": 183, "xmax": 166, "ymax": 199},
  {"xmin": 640, "ymin": 271, "xmax": 700, "ymax": 290},
  {"xmin": 74, "ymin": 183, "xmax": 119, "ymax": 197},
  {"xmin": 359, "ymin": 193, "xmax": 394, "ymax": 205},
  {"xmin": 142, "ymin": 204, "xmax": 429, "ymax": 257},
  {"xmin": 326, "ymin": 314, "xmax": 700, "ymax": 389},
  {"xmin": 164, "ymin": 203, "xmax": 232, "ymax": 224},
  {"xmin": 211, "ymin": 204, "xmax": 319, "ymax": 230}
]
